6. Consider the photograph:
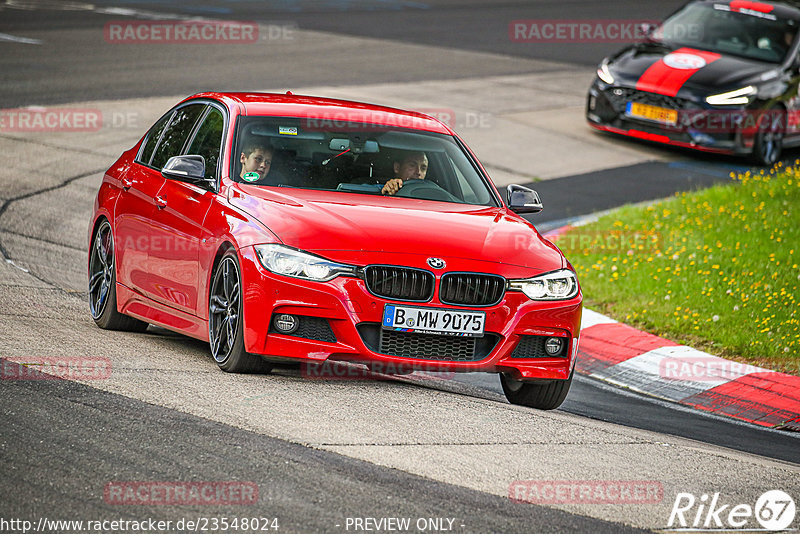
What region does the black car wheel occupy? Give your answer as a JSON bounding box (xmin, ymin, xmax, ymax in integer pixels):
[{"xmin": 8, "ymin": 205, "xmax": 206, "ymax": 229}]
[
  {"xmin": 751, "ymin": 107, "xmax": 784, "ymax": 166},
  {"xmin": 500, "ymin": 369, "xmax": 573, "ymax": 410},
  {"xmin": 209, "ymin": 250, "xmax": 272, "ymax": 373},
  {"xmin": 89, "ymin": 219, "xmax": 149, "ymax": 331}
]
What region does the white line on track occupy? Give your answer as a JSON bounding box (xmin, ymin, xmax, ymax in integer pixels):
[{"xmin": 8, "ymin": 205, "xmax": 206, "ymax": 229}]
[
  {"xmin": 4, "ymin": 0, "xmax": 224, "ymax": 22},
  {"xmin": 3, "ymin": 0, "xmax": 92, "ymax": 9},
  {"xmin": 1, "ymin": 1, "xmax": 217, "ymax": 46},
  {"xmin": 0, "ymin": 32, "xmax": 42, "ymax": 44}
]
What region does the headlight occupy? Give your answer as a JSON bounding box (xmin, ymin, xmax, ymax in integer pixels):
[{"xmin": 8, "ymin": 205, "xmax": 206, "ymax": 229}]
[
  {"xmin": 254, "ymin": 244, "xmax": 357, "ymax": 282},
  {"xmin": 705, "ymin": 86, "xmax": 757, "ymax": 106},
  {"xmin": 508, "ymin": 269, "xmax": 579, "ymax": 301},
  {"xmin": 597, "ymin": 60, "xmax": 615, "ymax": 85}
]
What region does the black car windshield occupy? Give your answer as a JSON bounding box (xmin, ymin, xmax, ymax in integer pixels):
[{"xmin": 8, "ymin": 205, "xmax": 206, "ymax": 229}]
[
  {"xmin": 653, "ymin": 2, "xmax": 799, "ymax": 63},
  {"xmin": 231, "ymin": 116, "xmax": 497, "ymax": 207}
]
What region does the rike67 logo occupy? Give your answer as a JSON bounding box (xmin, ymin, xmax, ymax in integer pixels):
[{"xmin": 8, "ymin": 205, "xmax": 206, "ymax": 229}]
[{"xmin": 667, "ymin": 490, "xmax": 796, "ymax": 532}]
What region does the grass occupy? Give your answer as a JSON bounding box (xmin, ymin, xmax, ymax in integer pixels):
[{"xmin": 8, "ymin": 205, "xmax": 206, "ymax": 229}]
[{"xmin": 554, "ymin": 163, "xmax": 800, "ymax": 373}]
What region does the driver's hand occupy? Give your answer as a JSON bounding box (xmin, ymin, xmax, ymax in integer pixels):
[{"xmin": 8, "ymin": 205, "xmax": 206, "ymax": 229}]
[{"xmin": 381, "ymin": 178, "xmax": 403, "ymax": 195}]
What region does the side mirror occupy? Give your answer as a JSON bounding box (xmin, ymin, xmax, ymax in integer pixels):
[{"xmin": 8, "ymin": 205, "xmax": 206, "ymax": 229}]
[
  {"xmin": 162, "ymin": 155, "xmax": 215, "ymax": 190},
  {"xmin": 640, "ymin": 22, "xmax": 658, "ymax": 38},
  {"xmin": 507, "ymin": 184, "xmax": 543, "ymax": 214}
]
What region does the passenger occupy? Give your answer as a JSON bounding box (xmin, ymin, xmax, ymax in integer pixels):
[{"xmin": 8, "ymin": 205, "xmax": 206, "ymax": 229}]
[
  {"xmin": 239, "ymin": 141, "xmax": 273, "ymax": 182},
  {"xmin": 381, "ymin": 151, "xmax": 428, "ymax": 195}
]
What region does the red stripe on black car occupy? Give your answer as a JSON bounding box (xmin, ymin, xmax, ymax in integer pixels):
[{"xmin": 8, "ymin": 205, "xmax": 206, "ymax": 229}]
[
  {"xmin": 635, "ymin": 47, "xmax": 721, "ymax": 97},
  {"xmin": 729, "ymin": 0, "xmax": 775, "ymax": 13}
]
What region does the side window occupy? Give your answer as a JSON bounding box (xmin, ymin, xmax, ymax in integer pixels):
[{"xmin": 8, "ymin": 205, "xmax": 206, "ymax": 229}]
[
  {"xmin": 138, "ymin": 111, "xmax": 173, "ymax": 166},
  {"xmin": 150, "ymin": 104, "xmax": 206, "ymax": 170},
  {"xmin": 186, "ymin": 107, "xmax": 224, "ymax": 181}
]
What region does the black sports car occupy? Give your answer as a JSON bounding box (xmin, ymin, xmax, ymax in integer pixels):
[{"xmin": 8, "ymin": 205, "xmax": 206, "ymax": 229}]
[{"xmin": 587, "ymin": 0, "xmax": 800, "ymax": 165}]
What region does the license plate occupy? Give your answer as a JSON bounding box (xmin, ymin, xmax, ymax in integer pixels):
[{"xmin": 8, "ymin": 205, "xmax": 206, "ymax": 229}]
[
  {"xmin": 382, "ymin": 305, "xmax": 485, "ymax": 338},
  {"xmin": 626, "ymin": 101, "xmax": 678, "ymax": 126}
]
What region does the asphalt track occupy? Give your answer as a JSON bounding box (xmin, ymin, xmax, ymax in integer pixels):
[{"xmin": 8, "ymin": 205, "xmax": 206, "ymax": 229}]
[
  {"xmin": 2, "ymin": 360, "xmax": 644, "ymax": 534},
  {"xmin": 1, "ymin": 0, "xmax": 688, "ymax": 106},
  {"xmin": 1, "ymin": 1, "xmax": 799, "ymax": 532}
]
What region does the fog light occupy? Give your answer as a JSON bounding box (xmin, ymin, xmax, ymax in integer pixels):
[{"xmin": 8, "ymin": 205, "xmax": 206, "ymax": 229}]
[
  {"xmin": 274, "ymin": 314, "xmax": 299, "ymax": 334},
  {"xmin": 545, "ymin": 337, "xmax": 564, "ymax": 356}
]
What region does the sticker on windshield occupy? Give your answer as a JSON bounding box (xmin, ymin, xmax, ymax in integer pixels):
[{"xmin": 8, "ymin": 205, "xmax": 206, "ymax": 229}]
[
  {"xmin": 242, "ymin": 172, "xmax": 260, "ymax": 182},
  {"xmin": 663, "ymin": 53, "xmax": 707, "ymax": 70},
  {"xmin": 278, "ymin": 126, "xmax": 298, "ymax": 135}
]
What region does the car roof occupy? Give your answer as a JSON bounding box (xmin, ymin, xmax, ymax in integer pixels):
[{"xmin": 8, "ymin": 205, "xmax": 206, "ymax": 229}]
[{"xmin": 184, "ymin": 91, "xmax": 453, "ymax": 135}]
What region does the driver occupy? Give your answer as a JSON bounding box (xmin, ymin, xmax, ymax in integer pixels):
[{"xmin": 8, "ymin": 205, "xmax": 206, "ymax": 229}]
[{"xmin": 381, "ymin": 151, "xmax": 428, "ymax": 195}]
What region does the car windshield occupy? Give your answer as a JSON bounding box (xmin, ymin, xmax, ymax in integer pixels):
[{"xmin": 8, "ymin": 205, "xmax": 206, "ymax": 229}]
[
  {"xmin": 231, "ymin": 116, "xmax": 498, "ymax": 206},
  {"xmin": 653, "ymin": 2, "xmax": 799, "ymax": 63}
]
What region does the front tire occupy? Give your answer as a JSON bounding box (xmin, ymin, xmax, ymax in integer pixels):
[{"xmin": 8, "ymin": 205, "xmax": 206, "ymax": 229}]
[
  {"xmin": 88, "ymin": 219, "xmax": 149, "ymax": 332},
  {"xmin": 500, "ymin": 370, "xmax": 573, "ymax": 410},
  {"xmin": 209, "ymin": 250, "xmax": 272, "ymax": 373}
]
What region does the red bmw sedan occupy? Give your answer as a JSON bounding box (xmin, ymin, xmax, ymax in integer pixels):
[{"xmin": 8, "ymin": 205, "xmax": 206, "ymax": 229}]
[{"xmin": 89, "ymin": 92, "xmax": 582, "ymax": 409}]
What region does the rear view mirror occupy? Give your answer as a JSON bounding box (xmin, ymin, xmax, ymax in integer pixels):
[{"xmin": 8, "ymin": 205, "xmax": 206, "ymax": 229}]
[
  {"xmin": 507, "ymin": 184, "xmax": 543, "ymax": 214},
  {"xmin": 329, "ymin": 138, "xmax": 351, "ymax": 151},
  {"xmin": 328, "ymin": 138, "xmax": 379, "ymax": 153}
]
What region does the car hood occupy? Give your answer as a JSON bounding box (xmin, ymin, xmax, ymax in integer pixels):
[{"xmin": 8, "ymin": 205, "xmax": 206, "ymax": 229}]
[
  {"xmin": 609, "ymin": 43, "xmax": 774, "ymax": 95},
  {"xmin": 229, "ymin": 185, "xmax": 564, "ymax": 274}
]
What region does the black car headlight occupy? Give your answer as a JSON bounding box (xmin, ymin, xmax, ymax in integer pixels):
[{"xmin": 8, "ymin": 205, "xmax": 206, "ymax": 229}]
[
  {"xmin": 508, "ymin": 269, "xmax": 579, "ymax": 301},
  {"xmin": 597, "ymin": 59, "xmax": 615, "ymax": 85},
  {"xmin": 706, "ymin": 86, "xmax": 757, "ymax": 106},
  {"xmin": 255, "ymin": 244, "xmax": 357, "ymax": 282}
]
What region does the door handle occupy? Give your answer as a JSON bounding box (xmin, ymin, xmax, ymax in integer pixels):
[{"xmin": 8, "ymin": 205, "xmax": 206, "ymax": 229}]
[
  {"xmin": 155, "ymin": 196, "xmax": 167, "ymax": 209},
  {"xmin": 121, "ymin": 178, "xmax": 133, "ymax": 190}
]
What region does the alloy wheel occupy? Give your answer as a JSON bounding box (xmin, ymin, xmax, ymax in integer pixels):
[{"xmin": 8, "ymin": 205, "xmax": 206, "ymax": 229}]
[
  {"xmin": 89, "ymin": 221, "xmax": 114, "ymax": 319},
  {"xmin": 209, "ymin": 255, "xmax": 241, "ymax": 363}
]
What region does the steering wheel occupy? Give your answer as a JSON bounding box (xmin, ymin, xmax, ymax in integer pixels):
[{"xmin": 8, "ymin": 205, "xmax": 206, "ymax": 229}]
[{"xmin": 394, "ymin": 179, "xmax": 460, "ymax": 202}]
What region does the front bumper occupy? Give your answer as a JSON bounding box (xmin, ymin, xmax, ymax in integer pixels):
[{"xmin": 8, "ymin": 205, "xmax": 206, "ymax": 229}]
[
  {"xmin": 238, "ymin": 246, "xmax": 582, "ymax": 381},
  {"xmin": 586, "ymin": 79, "xmax": 758, "ymax": 156}
]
